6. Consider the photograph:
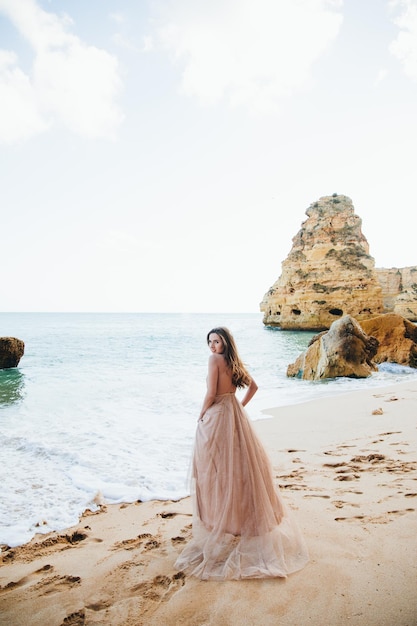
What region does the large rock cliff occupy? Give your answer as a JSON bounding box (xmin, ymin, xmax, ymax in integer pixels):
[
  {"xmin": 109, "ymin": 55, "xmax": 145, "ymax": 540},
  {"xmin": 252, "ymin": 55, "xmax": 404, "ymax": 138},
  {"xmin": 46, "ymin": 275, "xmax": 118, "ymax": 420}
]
[
  {"xmin": 376, "ymin": 267, "xmax": 417, "ymax": 321},
  {"xmin": 260, "ymin": 195, "xmax": 385, "ymax": 330}
]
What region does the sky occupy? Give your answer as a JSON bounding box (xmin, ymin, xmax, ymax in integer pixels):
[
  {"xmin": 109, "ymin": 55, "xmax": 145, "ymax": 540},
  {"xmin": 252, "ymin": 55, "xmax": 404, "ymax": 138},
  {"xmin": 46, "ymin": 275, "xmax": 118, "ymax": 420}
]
[{"xmin": 1, "ymin": 0, "xmax": 416, "ymax": 313}]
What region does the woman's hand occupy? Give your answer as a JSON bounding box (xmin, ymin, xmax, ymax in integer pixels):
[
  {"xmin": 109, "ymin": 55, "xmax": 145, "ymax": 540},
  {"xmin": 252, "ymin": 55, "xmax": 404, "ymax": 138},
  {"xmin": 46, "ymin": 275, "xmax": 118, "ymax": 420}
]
[{"xmin": 241, "ymin": 377, "xmax": 258, "ymax": 407}]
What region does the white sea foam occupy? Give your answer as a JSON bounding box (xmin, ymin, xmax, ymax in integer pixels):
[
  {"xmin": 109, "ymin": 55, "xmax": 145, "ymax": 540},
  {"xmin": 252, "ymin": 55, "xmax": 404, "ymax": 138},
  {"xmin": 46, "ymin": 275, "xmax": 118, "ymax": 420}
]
[{"xmin": 0, "ymin": 312, "xmax": 416, "ymax": 547}]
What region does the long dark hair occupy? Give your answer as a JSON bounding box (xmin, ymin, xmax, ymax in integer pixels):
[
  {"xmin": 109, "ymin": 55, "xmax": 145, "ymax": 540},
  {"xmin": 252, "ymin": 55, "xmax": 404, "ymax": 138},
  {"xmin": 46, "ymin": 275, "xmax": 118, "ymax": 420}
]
[{"xmin": 206, "ymin": 327, "xmax": 251, "ymax": 389}]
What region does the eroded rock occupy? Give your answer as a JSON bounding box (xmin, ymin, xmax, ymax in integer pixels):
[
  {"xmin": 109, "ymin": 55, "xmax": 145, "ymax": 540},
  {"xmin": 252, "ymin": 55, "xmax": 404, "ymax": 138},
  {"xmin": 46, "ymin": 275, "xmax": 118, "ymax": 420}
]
[
  {"xmin": 287, "ymin": 315, "xmax": 379, "ymax": 380},
  {"xmin": 376, "ymin": 267, "xmax": 417, "ymax": 322},
  {"xmin": 260, "ymin": 195, "xmax": 384, "ymax": 330},
  {"xmin": 0, "ymin": 337, "xmax": 25, "ymax": 369},
  {"xmin": 360, "ymin": 314, "xmax": 417, "ymax": 368}
]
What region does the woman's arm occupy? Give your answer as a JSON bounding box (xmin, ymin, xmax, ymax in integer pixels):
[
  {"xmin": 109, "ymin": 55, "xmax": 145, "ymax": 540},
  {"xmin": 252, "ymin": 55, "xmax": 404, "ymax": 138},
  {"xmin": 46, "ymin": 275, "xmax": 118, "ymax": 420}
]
[
  {"xmin": 198, "ymin": 354, "xmax": 219, "ymax": 420},
  {"xmin": 241, "ymin": 377, "xmax": 258, "ymax": 407}
]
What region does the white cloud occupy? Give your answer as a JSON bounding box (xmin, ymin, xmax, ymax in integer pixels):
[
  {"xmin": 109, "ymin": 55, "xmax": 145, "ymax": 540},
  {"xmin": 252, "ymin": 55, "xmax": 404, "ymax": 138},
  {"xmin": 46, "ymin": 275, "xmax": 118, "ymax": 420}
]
[
  {"xmin": 0, "ymin": 0, "xmax": 124, "ymax": 143},
  {"xmin": 389, "ymin": 0, "xmax": 417, "ymax": 80},
  {"xmin": 151, "ymin": 0, "xmax": 344, "ymax": 113},
  {"xmin": 0, "ymin": 50, "xmax": 47, "ymax": 143}
]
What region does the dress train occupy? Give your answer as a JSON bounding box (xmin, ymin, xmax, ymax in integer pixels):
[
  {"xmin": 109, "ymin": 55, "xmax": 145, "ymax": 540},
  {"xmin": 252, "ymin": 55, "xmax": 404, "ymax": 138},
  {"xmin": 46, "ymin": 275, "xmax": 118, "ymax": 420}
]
[{"xmin": 174, "ymin": 393, "xmax": 309, "ymax": 580}]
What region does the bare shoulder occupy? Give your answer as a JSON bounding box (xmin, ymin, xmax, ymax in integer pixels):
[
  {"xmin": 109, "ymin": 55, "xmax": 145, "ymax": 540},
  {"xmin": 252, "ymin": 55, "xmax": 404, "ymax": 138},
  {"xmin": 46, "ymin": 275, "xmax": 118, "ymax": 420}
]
[{"xmin": 208, "ymin": 353, "xmax": 223, "ymax": 366}]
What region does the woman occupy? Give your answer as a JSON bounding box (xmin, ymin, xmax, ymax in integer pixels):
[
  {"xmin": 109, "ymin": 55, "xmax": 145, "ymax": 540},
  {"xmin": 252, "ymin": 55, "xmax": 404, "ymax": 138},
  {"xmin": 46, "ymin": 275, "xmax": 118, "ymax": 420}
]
[{"xmin": 174, "ymin": 327, "xmax": 309, "ymax": 580}]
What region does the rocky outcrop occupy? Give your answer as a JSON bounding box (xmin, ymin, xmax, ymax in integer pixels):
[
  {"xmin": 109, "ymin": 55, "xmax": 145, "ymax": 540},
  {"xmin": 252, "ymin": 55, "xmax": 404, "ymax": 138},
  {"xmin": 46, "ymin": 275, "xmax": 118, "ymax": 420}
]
[
  {"xmin": 260, "ymin": 195, "xmax": 385, "ymax": 330},
  {"xmin": 375, "ymin": 267, "xmax": 417, "ymax": 321},
  {"xmin": 360, "ymin": 314, "xmax": 417, "ymax": 368},
  {"xmin": 0, "ymin": 337, "xmax": 25, "ymax": 369},
  {"xmin": 287, "ymin": 315, "xmax": 379, "ymax": 380}
]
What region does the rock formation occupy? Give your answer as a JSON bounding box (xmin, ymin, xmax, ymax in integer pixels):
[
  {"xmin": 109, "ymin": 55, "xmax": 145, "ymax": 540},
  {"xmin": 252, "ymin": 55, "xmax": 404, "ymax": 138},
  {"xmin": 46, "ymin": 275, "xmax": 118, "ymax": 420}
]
[
  {"xmin": 260, "ymin": 195, "xmax": 385, "ymax": 330},
  {"xmin": 360, "ymin": 314, "xmax": 417, "ymax": 368},
  {"xmin": 287, "ymin": 315, "xmax": 379, "ymax": 380},
  {"xmin": 0, "ymin": 337, "xmax": 25, "ymax": 369},
  {"xmin": 375, "ymin": 267, "xmax": 417, "ymax": 321}
]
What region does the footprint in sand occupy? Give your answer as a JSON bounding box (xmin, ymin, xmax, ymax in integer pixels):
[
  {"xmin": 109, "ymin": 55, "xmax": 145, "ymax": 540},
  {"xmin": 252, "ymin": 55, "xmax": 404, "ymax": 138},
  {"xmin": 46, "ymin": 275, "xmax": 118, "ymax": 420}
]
[
  {"xmin": 131, "ymin": 572, "xmax": 186, "ymax": 604},
  {"xmin": 0, "ymin": 563, "xmax": 54, "ymax": 592},
  {"xmin": 277, "ymin": 467, "xmax": 308, "ymax": 491},
  {"xmin": 379, "ymin": 431, "xmax": 402, "ymax": 436},
  {"xmin": 303, "ymin": 494, "xmax": 331, "ymax": 499},
  {"xmin": 159, "ymin": 511, "xmax": 178, "ymax": 519},
  {"xmin": 279, "ymin": 482, "xmax": 308, "ymax": 491},
  {"xmin": 278, "ymin": 469, "xmax": 305, "ymax": 480},
  {"xmin": 171, "ymin": 522, "xmax": 193, "ymax": 545},
  {"xmin": 332, "ymin": 500, "xmax": 360, "ymax": 509},
  {"xmin": 158, "ymin": 510, "xmax": 192, "ymax": 520},
  {"xmin": 3, "ymin": 570, "xmax": 81, "ymax": 597},
  {"xmin": 326, "ymin": 453, "xmax": 417, "ymax": 482},
  {"xmin": 323, "ymin": 446, "xmax": 355, "ymax": 457},
  {"xmin": 34, "ymin": 574, "xmax": 81, "ymax": 596},
  {"xmin": 171, "ymin": 536, "xmax": 187, "ymax": 544},
  {"xmin": 351, "ymin": 454, "xmax": 386, "ymax": 463},
  {"xmin": 85, "ymin": 600, "xmax": 111, "ymax": 612},
  {"xmin": 334, "ymin": 474, "xmax": 360, "ymax": 481},
  {"xmin": 335, "ymin": 508, "xmax": 415, "ymax": 524},
  {"xmin": 113, "ymin": 533, "xmax": 161, "ymax": 552},
  {"xmin": 0, "ymin": 531, "xmax": 89, "ymax": 565},
  {"xmin": 60, "ymin": 609, "xmax": 86, "ymax": 625}
]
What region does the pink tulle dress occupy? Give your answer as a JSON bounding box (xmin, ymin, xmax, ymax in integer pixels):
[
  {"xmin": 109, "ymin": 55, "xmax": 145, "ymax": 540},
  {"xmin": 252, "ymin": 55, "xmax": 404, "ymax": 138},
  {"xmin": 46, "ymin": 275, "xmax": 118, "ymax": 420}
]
[{"xmin": 174, "ymin": 392, "xmax": 309, "ymax": 580}]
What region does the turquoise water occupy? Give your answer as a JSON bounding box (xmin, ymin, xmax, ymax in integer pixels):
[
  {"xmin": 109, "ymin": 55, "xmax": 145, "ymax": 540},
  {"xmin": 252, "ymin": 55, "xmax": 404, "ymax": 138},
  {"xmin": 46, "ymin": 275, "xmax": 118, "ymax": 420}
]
[{"xmin": 1, "ymin": 312, "xmax": 416, "ymax": 547}]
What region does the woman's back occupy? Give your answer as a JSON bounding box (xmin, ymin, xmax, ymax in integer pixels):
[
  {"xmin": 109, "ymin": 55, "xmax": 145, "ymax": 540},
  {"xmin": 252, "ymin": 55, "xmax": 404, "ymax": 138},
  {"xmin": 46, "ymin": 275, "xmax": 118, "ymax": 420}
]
[{"xmin": 212, "ymin": 354, "xmax": 236, "ymax": 395}]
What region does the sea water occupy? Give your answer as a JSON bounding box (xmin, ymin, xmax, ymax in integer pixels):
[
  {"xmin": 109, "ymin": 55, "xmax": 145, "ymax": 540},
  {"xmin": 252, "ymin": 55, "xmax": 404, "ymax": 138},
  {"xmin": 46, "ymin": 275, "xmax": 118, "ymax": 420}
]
[{"xmin": 1, "ymin": 312, "xmax": 416, "ymax": 548}]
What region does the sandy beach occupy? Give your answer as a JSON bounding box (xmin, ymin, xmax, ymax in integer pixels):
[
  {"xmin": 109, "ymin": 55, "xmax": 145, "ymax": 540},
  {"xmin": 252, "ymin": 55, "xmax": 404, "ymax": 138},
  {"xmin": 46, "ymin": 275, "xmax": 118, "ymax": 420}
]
[{"xmin": 1, "ymin": 380, "xmax": 416, "ymax": 626}]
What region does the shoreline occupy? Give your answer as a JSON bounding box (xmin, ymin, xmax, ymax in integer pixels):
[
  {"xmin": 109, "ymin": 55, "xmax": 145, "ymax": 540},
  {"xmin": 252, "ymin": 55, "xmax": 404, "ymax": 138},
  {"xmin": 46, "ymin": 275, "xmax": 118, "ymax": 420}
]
[{"xmin": 1, "ymin": 380, "xmax": 416, "ymax": 625}]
